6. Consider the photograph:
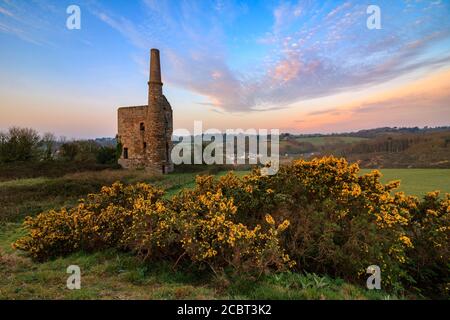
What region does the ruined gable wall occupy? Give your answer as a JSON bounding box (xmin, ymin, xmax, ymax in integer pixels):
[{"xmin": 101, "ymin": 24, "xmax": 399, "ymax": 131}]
[{"xmin": 117, "ymin": 105, "xmax": 147, "ymax": 168}]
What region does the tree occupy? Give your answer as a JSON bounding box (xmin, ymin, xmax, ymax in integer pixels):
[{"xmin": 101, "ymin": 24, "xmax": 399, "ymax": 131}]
[
  {"xmin": 59, "ymin": 142, "xmax": 79, "ymax": 161},
  {"xmin": 41, "ymin": 132, "xmax": 56, "ymax": 161},
  {"xmin": 96, "ymin": 146, "xmax": 117, "ymax": 164},
  {"xmin": 115, "ymin": 135, "xmax": 123, "ymax": 160},
  {"xmin": 0, "ymin": 127, "xmax": 40, "ymax": 163},
  {"xmin": 74, "ymin": 140, "xmax": 99, "ymax": 162},
  {"xmin": 0, "ymin": 131, "xmax": 8, "ymax": 163}
]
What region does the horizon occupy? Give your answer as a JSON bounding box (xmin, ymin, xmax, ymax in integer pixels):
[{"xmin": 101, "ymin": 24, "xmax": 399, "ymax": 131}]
[
  {"xmin": 1, "ymin": 0, "xmax": 450, "ymax": 139},
  {"xmin": 10, "ymin": 124, "xmax": 447, "ymax": 141}
]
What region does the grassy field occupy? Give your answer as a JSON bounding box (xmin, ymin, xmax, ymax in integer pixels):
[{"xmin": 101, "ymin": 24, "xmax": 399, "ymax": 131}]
[
  {"xmin": 1, "ymin": 165, "xmax": 447, "ymax": 299},
  {"xmin": 360, "ymin": 168, "xmax": 450, "ymax": 196}
]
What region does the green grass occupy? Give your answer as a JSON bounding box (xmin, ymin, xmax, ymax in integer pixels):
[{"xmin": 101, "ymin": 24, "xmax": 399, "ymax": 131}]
[
  {"xmin": 360, "ymin": 168, "xmax": 450, "ymax": 196},
  {"xmin": 0, "ymin": 161, "xmax": 115, "ymax": 182},
  {"xmin": 0, "ymin": 177, "xmax": 52, "ymax": 188}
]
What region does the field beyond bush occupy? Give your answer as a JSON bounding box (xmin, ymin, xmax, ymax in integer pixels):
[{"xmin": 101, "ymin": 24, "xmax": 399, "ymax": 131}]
[{"xmin": 360, "ymin": 169, "xmax": 450, "ymax": 196}]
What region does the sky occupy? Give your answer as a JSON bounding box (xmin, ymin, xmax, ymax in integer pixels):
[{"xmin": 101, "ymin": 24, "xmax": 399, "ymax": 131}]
[{"xmin": 0, "ymin": 0, "xmax": 449, "ymax": 139}]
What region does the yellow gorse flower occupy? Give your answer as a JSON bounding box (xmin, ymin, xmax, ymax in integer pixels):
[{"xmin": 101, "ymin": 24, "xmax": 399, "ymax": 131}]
[{"xmin": 265, "ymin": 214, "xmax": 275, "ymax": 225}]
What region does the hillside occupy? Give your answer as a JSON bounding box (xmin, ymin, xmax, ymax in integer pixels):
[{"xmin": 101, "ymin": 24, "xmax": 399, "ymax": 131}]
[{"xmin": 280, "ymin": 127, "xmax": 450, "ymax": 168}]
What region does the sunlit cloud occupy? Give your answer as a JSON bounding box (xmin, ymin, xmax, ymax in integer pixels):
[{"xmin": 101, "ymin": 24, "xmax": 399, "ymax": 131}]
[
  {"xmin": 295, "ymin": 68, "xmax": 450, "ymax": 132},
  {"xmin": 88, "ymin": 0, "xmax": 450, "ymax": 113}
]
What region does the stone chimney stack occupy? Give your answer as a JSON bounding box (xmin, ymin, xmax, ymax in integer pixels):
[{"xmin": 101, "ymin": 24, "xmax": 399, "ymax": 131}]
[
  {"xmin": 146, "ymin": 48, "xmax": 170, "ymax": 173},
  {"xmin": 149, "ymin": 48, "xmax": 163, "ymax": 97}
]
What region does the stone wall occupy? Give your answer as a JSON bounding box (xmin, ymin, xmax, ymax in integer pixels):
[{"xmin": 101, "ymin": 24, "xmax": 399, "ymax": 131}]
[
  {"xmin": 117, "ymin": 49, "xmax": 174, "ymax": 174},
  {"xmin": 117, "ymin": 105, "xmax": 147, "ymax": 169}
]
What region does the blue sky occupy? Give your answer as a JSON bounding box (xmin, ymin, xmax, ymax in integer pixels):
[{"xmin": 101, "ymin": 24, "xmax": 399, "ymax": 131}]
[{"xmin": 1, "ymin": 0, "xmax": 450, "ymax": 138}]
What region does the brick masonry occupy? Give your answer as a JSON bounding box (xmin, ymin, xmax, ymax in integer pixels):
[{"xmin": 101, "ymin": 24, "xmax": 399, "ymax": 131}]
[{"xmin": 117, "ymin": 49, "xmax": 174, "ymax": 174}]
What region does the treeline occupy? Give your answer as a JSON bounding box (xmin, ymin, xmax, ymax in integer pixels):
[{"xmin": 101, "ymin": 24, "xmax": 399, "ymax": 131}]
[
  {"xmin": 281, "ymin": 140, "xmax": 317, "ymax": 154},
  {"xmin": 0, "ymin": 127, "xmax": 119, "ymax": 165},
  {"xmin": 340, "ymin": 136, "xmax": 416, "ymax": 155},
  {"xmin": 334, "ymin": 131, "xmax": 449, "ymax": 155},
  {"xmin": 284, "ymin": 126, "xmax": 450, "ymax": 139},
  {"xmin": 322, "ymin": 131, "xmax": 450, "ymax": 168},
  {"xmin": 341, "ymin": 126, "xmax": 450, "ymax": 139}
]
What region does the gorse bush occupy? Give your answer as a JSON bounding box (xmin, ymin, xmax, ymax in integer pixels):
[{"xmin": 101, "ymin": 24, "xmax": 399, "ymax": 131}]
[
  {"xmin": 264, "ymin": 159, "xmax": 414, "ymax": 288},
  {"xmin": 126, "ymin": 186, "xmax": 293, "ymax": 275},
  {"xmin": 13, "ymin": 183, "xmax": 164, "ymax": 259},
  {"xmin": 404, "ymin": 191, "xmax": 450, "ymax": 298},
  {"xmin": 13, "ymin": 157, "xmax": 450, "ymax": 297},
  {"xmin": 14, "ymin": 181, "xmax": 292, "ymax": 275}
]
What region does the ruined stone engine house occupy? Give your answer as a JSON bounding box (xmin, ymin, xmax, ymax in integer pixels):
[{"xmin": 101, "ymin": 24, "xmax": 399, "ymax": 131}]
[{"xmin": 117, "ymin": 49, "xmax": 174, "ymax": 174}]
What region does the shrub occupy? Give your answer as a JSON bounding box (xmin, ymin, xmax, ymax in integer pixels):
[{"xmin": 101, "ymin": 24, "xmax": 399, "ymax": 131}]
[
  {"xmin": 13, "ymin": 156, "xmax": 450, "ymax": 297},
  {"xmin": 258, "ymin": 158, "xmax": 448, "ymax": 296},
  {"xmin": 14, "ymin": 180, "xmax": 292, "ymax": 275},
  {"xmin": 96, "ymin": 146, "xmax": 118, "ymax": 164},
  {"xmin": 157, "ymin": 187, "xmax": 292, "ymax": 274},
  {"xmin": 13, "ymin": 182, "xmax": 164, "ymax": 260},
  {"xmin": 258, "ymin": 157, "xmax": 413, "ymax": 289},
  {"xmin": 404, "ymin": 191, "xmax": 450, "ymax": 298}
]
